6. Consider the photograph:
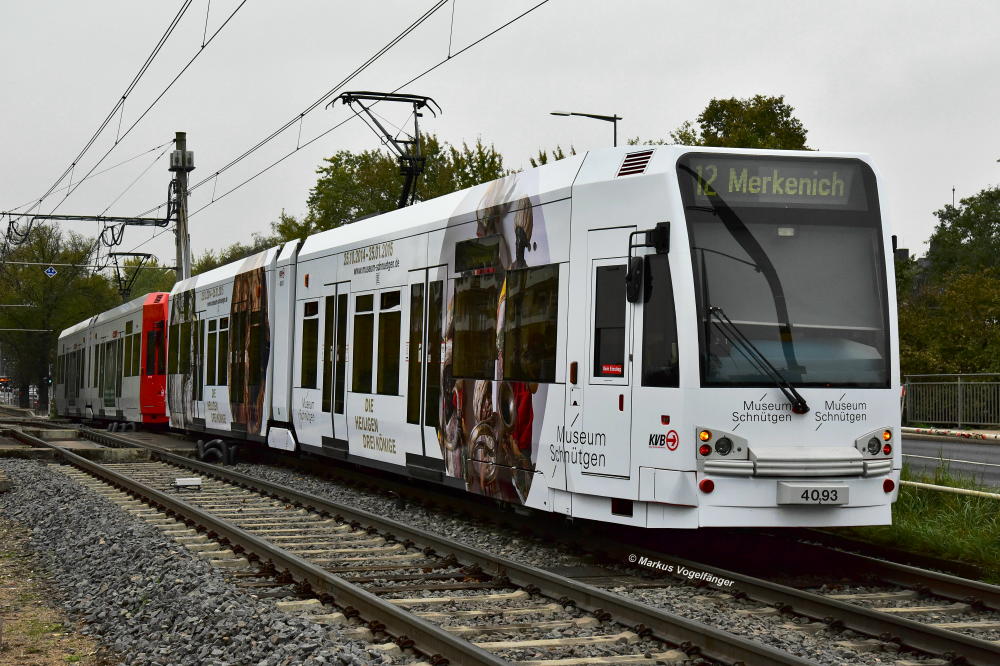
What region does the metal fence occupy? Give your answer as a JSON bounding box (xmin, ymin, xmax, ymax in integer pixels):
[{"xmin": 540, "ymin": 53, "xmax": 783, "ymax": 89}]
[{"xmin": 903, "ymin": 374, "xmax": 1000, "ymax": 427}]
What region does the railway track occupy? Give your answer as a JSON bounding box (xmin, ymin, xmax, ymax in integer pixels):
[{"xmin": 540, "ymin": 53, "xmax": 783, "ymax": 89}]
[
  {"xmin": 12, "ymin": 427, "xmax": 806, "ymax": 666},
  {"xmin": 27, "ymin": 424, "xmax": 1000, "ymax": 664}
]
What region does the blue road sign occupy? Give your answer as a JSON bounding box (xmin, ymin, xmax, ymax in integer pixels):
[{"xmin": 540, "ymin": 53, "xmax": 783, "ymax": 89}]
[{"xmin": 43, "ymin": 266, "xmax": 57, "ymax": 278}]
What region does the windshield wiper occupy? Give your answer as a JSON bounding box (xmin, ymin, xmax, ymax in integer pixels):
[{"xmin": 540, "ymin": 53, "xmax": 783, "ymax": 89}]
[
  {"xmin": 709, "ymin": 306, "xmax": 809, "ymax": 414},
  {"xmin": 679, "ymin": 164, "xmax": 803, "ymax": 379}
]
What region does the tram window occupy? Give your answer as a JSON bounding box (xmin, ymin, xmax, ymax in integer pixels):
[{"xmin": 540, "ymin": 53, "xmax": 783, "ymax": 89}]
[
  {"xmin": 334, "ymin": 294, "xmax": 347, "ymax": 413},
  {"xmin": 124, "ymin": 336, "xmax": 133, "ymax": 377},
  {"xmin": 503, "ymin": 265, "xmax": 559, "ymax": 383},
  {"xmin": 453, "ymin": 273, "xmax": 499, "ymax": 379},
  {"xmin": 179, "ymin": 322, "xmax": 191, "ymax": 374},
  {"xmin": 425, "ymin": 281, "xmax": 443, "ymax": 427},
  {"xmin": 131, "ymin": 333, "xmax": 140, "ymax": 376},
  {"xmin": 115, "ymin": 338, "xmax": 123, "ymax": 397},
  {"xmin": 593, "ymin": 265, "xmax": 626, "ymax": 377},
  {"xmin": 406, "ymin": 283, "xmax": 424, "ymax": 424},
  {"xmin": 301, "ymin": 301, "xmax": 319, "ymax": 389},
  {"xmin": 353, "ymin": 294, "xmax": 375, "ymax": 393},
  {"xmin": 455, "ymin": 235, "xmax": 502, "ymax": 272},
  {"xmin": 218, "ymin": 317, "xmax": 229, "ymax": 385},
  {"xmin": 195, "ymin": 319, "xmax": 205, "ymax": 401},
  {"xmin": 168, "ymin": 323, "xmax": 179, "ymax": 374},
  {"xmin": 322, "ymin": 296, "xmax": 335, "ymax": 412},
  {"xmin": 642, "ymin": 255, "xmax": 680, "ymax": 387},
  {"xmin": 207, "ymin": 319, "xmax": 217, "ymax": 385},
  {"xmin": 377, "ymin": 290, "xmax": 401, "ymax": 395},
  {"xmin": 247, "ymin": 315, "xmax": 263, "ymax": 395}
]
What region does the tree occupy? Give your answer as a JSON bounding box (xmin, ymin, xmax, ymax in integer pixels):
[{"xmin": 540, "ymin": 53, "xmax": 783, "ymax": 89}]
[
  {"xmin": 898, "ymin": 268, "xmax": 1000, "ymax": 374},
  {"xmin": 924, "ymin": 187, "xmax": 1000, "ymax": 278},
  {"xmin": 192, "ymin": 231, "xmax": 279, "ymax": 276},
  {"xmin": 0, "ymin": 227, "xmax": 118, "ymax": 409},
  {"xmin": 896, "ymin": 186, "xmax": 1000, "ymax": 375},
  {"xmin": 117, "ymin": 256, "xmax": 175, "ymax": 300},
  {"xmin": 306, "ymin": 133, "xmax": 508, "ymax": 232},
  {"xmin": 529, "ymin": 145, "xmax": 576, "ymax": 168},
  {"xmin": 668, "ymin": 94, "xmax": 810, "ymax": 150}
]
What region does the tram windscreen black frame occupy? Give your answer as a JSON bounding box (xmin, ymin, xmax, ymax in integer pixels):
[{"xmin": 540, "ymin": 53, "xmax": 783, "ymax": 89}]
[{"xmin": 678, "ymin": 153, "xmax": 890, "ymax": 389}]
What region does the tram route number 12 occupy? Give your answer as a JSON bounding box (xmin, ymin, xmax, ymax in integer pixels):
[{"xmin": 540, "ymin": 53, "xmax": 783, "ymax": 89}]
[{"xmin": 695, "ymin": 164, "xmax": 718, "ymax": 196}]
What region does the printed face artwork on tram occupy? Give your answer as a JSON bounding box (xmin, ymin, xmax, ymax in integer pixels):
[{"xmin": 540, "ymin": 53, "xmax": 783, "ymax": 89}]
[
  {"xmin": 168, "ymin": 257, "xmax": 271, "ymax": 436},
  {"xmin": 436, "ymin": 176, "xmax": 555, "ymax": 504}
]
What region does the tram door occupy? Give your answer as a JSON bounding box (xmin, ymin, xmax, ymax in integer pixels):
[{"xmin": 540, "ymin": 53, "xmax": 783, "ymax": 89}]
[
  {"xmin": 405, "ymin": 267, "xmax": 446, "ymax": 459},
  {"xmin": 321, "ymin": 282, "xmax": 350, "ymax": 444},
  {"xmin": 568, "ymin": 227, "xmax": 635, "ymax": 481}
]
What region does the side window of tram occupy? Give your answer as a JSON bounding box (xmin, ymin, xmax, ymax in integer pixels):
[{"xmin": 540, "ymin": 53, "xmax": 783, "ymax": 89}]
[
  {"xmin": 593, "ymin": 264, "xmax": 627, "ymax": 378},
  {"xmin": 376, "ymin": 290, "xmax": 401, "ymax": 396},
  {"xmin": 453, "ymin": 273, "xmax": 499, "ymax": 379},
  {"xmin": 300, "ymin": 301, "xmax": 319, "ymax": 389},
  {"xmin": 642, "ymin": 255, "xmax": 680, "ymax": 388},
  {"xmin": 503, "ymin": 265, "xmax": 559, "ymax": 383},
  {"xmin": 352, "ymin": 295, "xmax": 375, "ymax": 393}
]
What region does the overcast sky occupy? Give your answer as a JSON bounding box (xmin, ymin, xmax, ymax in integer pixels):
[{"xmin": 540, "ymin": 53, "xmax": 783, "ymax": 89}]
[{"xmin": 2, "ymin": 0, "xmax": 997, "ymax": 267}]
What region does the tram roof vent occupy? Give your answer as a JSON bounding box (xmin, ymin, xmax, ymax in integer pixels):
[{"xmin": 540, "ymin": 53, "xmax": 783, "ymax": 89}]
[{"xmin": 617, "ymin": 149, "xmax": 654, "ymax": 177}]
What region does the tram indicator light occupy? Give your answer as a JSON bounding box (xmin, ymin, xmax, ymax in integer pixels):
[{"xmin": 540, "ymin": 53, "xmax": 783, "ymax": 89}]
[
  {"xmin": 698, "ymin": 444, "xmax": 712, "ymax": 456},
  {"xmin": 882, "ymin": 429, "xmax": 892, "ymax": 441},
  {"xmin": 882, "ymin": 443, "xmax": 892, "ymax": 456},
  {"xmin": 698, "ymin": 430, "xmax": 712, "ymax": 442}
]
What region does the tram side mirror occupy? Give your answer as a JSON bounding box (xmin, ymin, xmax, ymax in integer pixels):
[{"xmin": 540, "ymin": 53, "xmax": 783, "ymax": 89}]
[
  {"xmin": 625, "ymin": 256, "xmax": 644, "ymax": 303},
  {"xmin": 648, "ymin": 221, "xmax": 670, "ymax": 254}
]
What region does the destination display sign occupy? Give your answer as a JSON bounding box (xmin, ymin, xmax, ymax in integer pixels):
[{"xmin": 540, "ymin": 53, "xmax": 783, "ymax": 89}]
[{"xmin": 681, "ymin": 155, "xmax": 867, "ymax": 209}]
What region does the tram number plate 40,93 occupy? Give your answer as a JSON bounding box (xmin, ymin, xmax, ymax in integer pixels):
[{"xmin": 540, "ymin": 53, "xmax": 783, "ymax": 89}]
[{"xmin": 777, "ymin": 482, "xmax": 849, "ymax": 505}]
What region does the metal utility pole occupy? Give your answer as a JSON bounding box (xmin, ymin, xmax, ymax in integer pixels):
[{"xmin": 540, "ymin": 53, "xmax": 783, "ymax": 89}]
[{"xmin": 169, "ymin": 131, "xmax": 195, "ymax": 281}]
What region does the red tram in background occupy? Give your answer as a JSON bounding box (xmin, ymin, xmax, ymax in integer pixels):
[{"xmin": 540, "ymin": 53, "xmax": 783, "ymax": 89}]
[{"xmin": 54, "ymin": 292, "xmax": 169, "ymax": 426}]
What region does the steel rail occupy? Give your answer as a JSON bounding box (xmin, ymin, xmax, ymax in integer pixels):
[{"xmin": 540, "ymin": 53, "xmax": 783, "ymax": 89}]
[
  {"xmin": 787, "ymin": 530, "xmax": 1000, "ymax": 609},
  {"xmin": 80, "ymin": 426, "xmax": 1000, "ymax": 664},
  {"xmin": 76, "ymin": 427, "xmax": 813, "ymax": 666},
  {"xmin": 13, "ymin": 430, "xmax": 507, "ymax": 666}
]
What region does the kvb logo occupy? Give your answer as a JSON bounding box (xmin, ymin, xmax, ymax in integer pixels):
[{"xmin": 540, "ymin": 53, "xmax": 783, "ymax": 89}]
[{"xmin": 649, "ymin": 430, "xmax": 679, "ymax": 451}]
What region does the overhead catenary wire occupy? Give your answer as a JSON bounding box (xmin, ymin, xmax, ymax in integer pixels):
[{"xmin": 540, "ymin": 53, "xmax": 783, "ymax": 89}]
[
  {"xmin": 136, "ymin": 0, "xmax": 452, "ymax": 217},
  {"xmin": 3, "ymin": 140, "xmax": 175, "ymax": 215},
  {"xmin": 50, "ymin": 0, "xmax": 250, "ymax": 215},
  {"xmin": 16, "ymin": 1, "xmax": 194, "ymax": 217},
  {"xmin": 181, "ymin": 0, "xmax": 554, "ymax": 219}
]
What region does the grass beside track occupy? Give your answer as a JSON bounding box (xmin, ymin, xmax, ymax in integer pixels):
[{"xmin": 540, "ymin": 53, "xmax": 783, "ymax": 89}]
[{"xmin": 833, "ymin": 465, "xmax": 1000, "ymax": 583}]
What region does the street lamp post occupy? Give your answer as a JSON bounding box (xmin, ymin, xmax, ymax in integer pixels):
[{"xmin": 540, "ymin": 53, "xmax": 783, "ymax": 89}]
[{"xmin": 551, "ymin": 111, "xmax": 622, "ymax": 147}]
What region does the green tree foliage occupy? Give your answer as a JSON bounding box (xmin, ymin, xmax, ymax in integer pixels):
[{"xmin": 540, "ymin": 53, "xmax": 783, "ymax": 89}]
[
  {"xmin": 898, "ymin": 268, "xmax": 1000, "ymax": 374},
  {"xmin": 924, "ymin": 187, "xmax": 1000, "ymax": 278},
  {"xmin": 193, "ymin": 134, "xmax": 509, "ymax": 277},
  {"xmin": 118, "ymin": 255, "xmax": 175, "ymax": 299},
  {"xmin": 305, "ymin": 133, "xmax": 508, "ymax": 233},
  {"xmin": 192, "ymin": 231, "xmax": 279, "ymax": 276},
  {"xmin": 0, "ymin": 227, "xmax": 118, "ymax": 408},
  {"xmin": 529, "ymin": 145, "xmax": 576, "ymax": 168},
  {"xmin": 668, "ymin": 94, "xmax": 810, "ymax": 150},
  {"xmin": 898, "ymin": 187, "xmax": 1000, "ymax": 375}
]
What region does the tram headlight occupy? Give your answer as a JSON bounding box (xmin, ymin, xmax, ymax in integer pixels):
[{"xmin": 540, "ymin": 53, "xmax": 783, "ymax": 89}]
[
  {"xmin": 867, "ymin": 437, "xmax": 880, "ymax": 455},
  {"xmin": 715, "ymin": 437, "xmax": 733, "ymax": 456}
]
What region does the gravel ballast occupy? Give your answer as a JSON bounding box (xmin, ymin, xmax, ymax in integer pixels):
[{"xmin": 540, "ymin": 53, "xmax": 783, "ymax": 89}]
[
  {"xmin": 0, "ymin": 458, "xmax": 390, "ymax": 666},
  {"xmin": 231, "ymin": 460, "xmax": 946, "ymax": 665}
]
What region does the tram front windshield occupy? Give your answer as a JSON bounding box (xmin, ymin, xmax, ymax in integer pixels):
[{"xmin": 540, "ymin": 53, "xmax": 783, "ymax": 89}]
[{"xmin": 678, "ymin": 153, "xmax": 890, "ymax": 389}]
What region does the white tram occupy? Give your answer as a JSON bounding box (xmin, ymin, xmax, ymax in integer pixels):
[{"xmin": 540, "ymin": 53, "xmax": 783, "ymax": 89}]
[{"xmin": 162, "ymin": 145, "xmax": 900, "ymax": 528}]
